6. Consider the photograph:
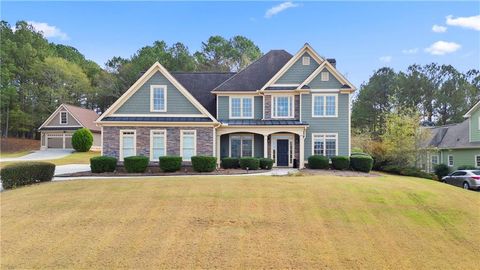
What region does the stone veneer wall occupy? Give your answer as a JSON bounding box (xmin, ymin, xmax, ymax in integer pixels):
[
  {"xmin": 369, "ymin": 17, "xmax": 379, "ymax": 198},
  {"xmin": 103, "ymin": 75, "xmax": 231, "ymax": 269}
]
[
  {"xmin": 102, "ymin": 126, "xmax": 214, "ymax": 159},
  {"xmin": 264, "ymin": 94, "xmax": 300, "ymax": 120}
]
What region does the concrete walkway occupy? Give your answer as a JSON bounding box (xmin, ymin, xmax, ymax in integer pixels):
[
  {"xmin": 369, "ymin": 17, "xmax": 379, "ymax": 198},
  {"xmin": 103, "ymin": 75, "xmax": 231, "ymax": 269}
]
[{"xmin": 0, "ymin": 149, "xmax": 73, "ymax": 162}]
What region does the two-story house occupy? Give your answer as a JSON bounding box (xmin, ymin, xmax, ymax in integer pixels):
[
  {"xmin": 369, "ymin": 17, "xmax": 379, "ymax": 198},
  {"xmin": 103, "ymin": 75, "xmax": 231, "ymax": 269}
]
[
  {"xmin": 96, "ymin": 44, "xmax": 356, "ymax": 168},
  {"xmin": 421, "ymin": 101, "xmax": 480, "ymax": 172}
]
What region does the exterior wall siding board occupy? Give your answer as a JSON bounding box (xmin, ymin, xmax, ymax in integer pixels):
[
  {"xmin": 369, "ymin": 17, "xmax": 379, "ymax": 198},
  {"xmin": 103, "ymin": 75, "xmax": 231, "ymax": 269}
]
[
  {"xmin": 115, "ymin": 72, "xmax": 201, "ymax": 115},
  {"xmin": 45, "ymin": 110, "xmax": 81, "ymax": 127},
  {"xmin": 439, "ymin": 149, "xmax": 480, "ymax": 170},
  {"xmin": 276, "ymin": 52, "xmax": 319, "ymax": 84},
  {"xmin": 217, "ymin": 96, "xmax": 263, "ymax": 120},
  {"xmin": 308, "ymin": 69, "xmax": 343, "ymax": 89},
  {"xmin": 302, "ymin": 93, "xmax": 350, "ymax": 159},
  {"xmin": 470, "ymin": 108, "xmax": 480, "ymax": 142}
]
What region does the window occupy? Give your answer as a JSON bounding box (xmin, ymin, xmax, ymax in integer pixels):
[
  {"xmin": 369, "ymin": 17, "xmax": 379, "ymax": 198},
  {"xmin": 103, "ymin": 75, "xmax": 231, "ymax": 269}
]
[
  {"xmin": 181, "ymin": 130, "xmax": 196, "ymax": 161},
  {"xmin": 302, "ymin": 56, "xmax": 310, "ymax": 65},
  {"xmin": 230, "ymin": 135, "xmax": 253, "ymax": 157},
  {"xmin": 230, "ymin": 97, "xmax": 253, "ymax": 118},
  {"xmin": 312, "ymin": 94, "xmax": 337, "ymax": 117},
  {"xmin": 150, "ymin": 85, "xmax": 167, "ymax": 112},
  {"xmin": 150, "ymin": 130, "xmax": 166, "ymax": 160},
  {"xmin": 60, "ymin": 111, "xmax": 68, "ymax": 124},
  {"xmin": 476, "ymin": 155, "xmax": 480, "ymax": 167},
  {"xmin": 431, "ymin": 155, "xmax": 439, "ymax": 165},
  {"xmin": 272, "ymin": 96, "xmax": 294, "ymax": 118},
  {"xmin": 448, "ymin": 155, "xmax": 454, "ymax": 167},
  {"xmin": 120, "ymin": 130, "xmax": 136, "ymax": 161},
  {"xmin": 312, "ymin": 133, "xmax": 337, "ymax": 158},
  {"xmin": 321, "ymin": 71, "xmax": 330, "ymax": 81}
]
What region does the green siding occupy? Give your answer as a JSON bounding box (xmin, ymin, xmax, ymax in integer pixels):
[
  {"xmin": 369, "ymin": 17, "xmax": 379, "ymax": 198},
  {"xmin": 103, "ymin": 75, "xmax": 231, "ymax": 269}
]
[
  {"xmin": 219, "ymin": 133, "xmax": 264, "ymax": 158},
  {"xmin": 115, "ymin": 71, "xmax": 201, "ymax": 114},
  {"xmin": 276, "ymin": 52, "xmax": 319, "ymax": 84},
  {"xmin": 439, "ymin": 149, "xmax": 480, "ymax": 170},
  {"xmin": 217, "ymin": 96, "xmax": 263, "ymax": 120},
  {"xmin": 309, "ymin": 69, "xmax": 343, "ymax": 89},
  {"xmin": 470, "ymin": 108, "xmax": 480, "ymax": 142},
  {"xmin": 301, "ymin": 93, "xmax": 350, "ymax": 159}
]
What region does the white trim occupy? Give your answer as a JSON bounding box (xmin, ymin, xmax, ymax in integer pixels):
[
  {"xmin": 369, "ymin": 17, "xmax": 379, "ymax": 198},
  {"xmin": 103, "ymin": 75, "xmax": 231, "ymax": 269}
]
[
  {"xmin": 463, "ymin": 101, "xmax": 480, "ymax": 118},
  {"xmin": 39, "ymin": 104, "xmax": 84, "ymax": 130},
  {"xmin": 431, "ymin": 154, "xmax": 439, "ymax": 165},
  {"xmin": 216, "ymin": 92, "xmax": 259, "ymax": 96},
  {"xmin": 150, "ymin": 85, "xmax": 167, "ymax": 112},
  {"xmin": 228, "ymin": 134, "xmax": 254, "ymax": 157},
  {"xmin": 60, "ymin": 111, "xmax": 68, "ymax": 124},
  {"xmin": 298, "ymin": 61, "xmax": 356, "ymax": 91},
  {"xmin": 270, "ymin": 84, "xmax": 299, "ymax": 87},
  {"xmin": 270, "ymin": 133, "xmax": 295, "ymax": 167},
  {"xmin": 150, "ymin": 129, "xmax": 167, "ymax": 161},
  {"xmin": 119, "ymin": 129, "xmax": 136, "ymax": 161},
  {"xmin": 311, "ymin": 133, "xmax": 338, "ymax": 158},
  {"xmin": 311, "ymin": 94, "xmax": 338, "ymax": 118},
  {"xmin": 180, "ymin": 130, "xmax": 196, "ymax": 161},
  {"xmin": 229, "ymin": 96, "xmax": 254, "ymax": 119},
  {"xmin": 271, "ymin": 95, "xmax": 295, "ymax": 119},
  {"xmin": 100, "ymin": 126, "xmax": 104, "ymax": 155},
  {"xmin": 110, "ymin": 113, "xmax": 205, "ymax": 118},
  {"xmin": 41, "ymin": 125, "xmax": 82, "ymax": 128},
  {"xmin": 99, "ymin": 122, "xmax": 216, "ymax": 127},
  {"xmin": 475, "ymin": 155, "xmax": 480, "ymax": 167},
  {"xmin": 348, "ymin": 93, "xmax": 351, "ymax": 156},
  {"xmin": 97, "ymin": 62, "xmax": 217, "ymax": 123},
  {"xmin": 302, "ymin": 56, "xmax": 310, "ymax": 66},
  {"xmin": 320, "ymin": 71, "xmax": 329, "ymax": 82},
  {"xmin": 447, "ymin": 155, "xmax": 454, "ymax": 167}
]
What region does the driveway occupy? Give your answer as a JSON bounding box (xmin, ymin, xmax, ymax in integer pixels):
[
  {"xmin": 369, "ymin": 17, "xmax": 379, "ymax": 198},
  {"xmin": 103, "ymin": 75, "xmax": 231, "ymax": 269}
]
[{"xmin": 0, "ymin": 149, "xmax": 73, "ymax": 162}]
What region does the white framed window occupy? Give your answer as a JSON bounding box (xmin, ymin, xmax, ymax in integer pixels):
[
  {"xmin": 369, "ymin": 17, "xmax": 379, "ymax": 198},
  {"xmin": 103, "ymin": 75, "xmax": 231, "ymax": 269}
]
[
  {"xmin": 321, "ymin": 71, "xmax": 330, "ymax": 81},
  {"xmin": 448, "ymin": 155, "xmax": 454, "ymax": 167},
  {"xmin": 312, "ymin": 94, "xmax": 337, "ymax": 117},
  {"xmin": 229, "ymin": 96, "xmax": 253, "ymax": 118},
  {"xmin": 60, "ymin": 111, "xmax": 68, "ymax": 124},
  {"xmin": 120, "ymin": 130, "xmax": 136, "ymax": 161},
  {"xmin": 475, "ymin": 155, "xmax": 480, "ymax": 167},
  {"xmin": 150, "ymin": 130, "xmax": 166, "ymax": 161},
  {"xmin": 302, "ymin": 56, "xmax": 310, "ymax": 65},
  {"xmin": 150, "ymin": 85, "xmax": 167, "ymax": 112},
  {"xmin": 229, "ymin": 134, "xmax": 253, "ymax": 158},
  {"xmin": 312, "ymin": 133, "xmax": 338, "ymax": 158},
  {"xmin": 431, "ymin": 155, "xmax": 439, "ymax": 165},
  {"xmin": 180, "ymin": 130, "xmax": 196, "ymax": 161},
  {"xmin": 272, "ymin": 95, "xmax": 294, "ymax": 118}
]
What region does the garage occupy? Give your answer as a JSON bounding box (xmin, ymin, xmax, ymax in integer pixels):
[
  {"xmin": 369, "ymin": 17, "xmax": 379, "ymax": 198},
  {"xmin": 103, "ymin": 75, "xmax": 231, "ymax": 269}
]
[{"xmin": 45, "ymin": 133, "xmax": 73, "ymax": 149}]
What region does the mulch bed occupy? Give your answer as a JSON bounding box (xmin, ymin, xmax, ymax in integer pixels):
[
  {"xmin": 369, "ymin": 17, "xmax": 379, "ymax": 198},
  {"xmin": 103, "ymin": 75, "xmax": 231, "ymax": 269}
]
[{"xmin": 298, "ymin": 169, "xmax": 380, "ymax": 177}]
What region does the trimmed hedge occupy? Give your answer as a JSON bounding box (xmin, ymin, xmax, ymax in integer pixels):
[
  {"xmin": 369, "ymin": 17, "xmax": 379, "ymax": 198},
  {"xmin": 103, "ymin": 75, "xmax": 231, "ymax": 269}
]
[
  {"xmin": 382, "ymin": 165, "xmax": 435, "ymax": 180},
  {"xmin": 239, "ymin": 157, "xmax": 260, "ymax": 170},
  {"xmin": 72, "ymin": 128, "xmax": 94, "ymax": 152},
  {"xmin": 434, "ymin": 164, "xmax": 451, "ymax": 180},
  {"xmin": 191, "ymin": 156, "xmax": 217, "ymax": 172},
  {"xmin": 259, "ymin": 158, "xmax": 274, "ymax": 170},
  {"xmin": 221, "ymin": 157, "xmax": 239, "ymax": 169},
  {"xmin": 308, "ymin": 155, "xmax": 329, "ymax": 169},
  {"xmin": 1, "ymin": 162, "xmax": 55, "ymax": 189},
  {"xmin": 351, "ymin": 152, "xmax": 371, "ymax": 157},
  {"xmin": 331, "ymin": 156, "xmax": 350, "ymax": 170},
  {"xmin": 124, "ymin": 156, "xmax": 149, "ymax": 173},
  {"xmin": 350, "ymin": 155, "xmax": 373, "ymax": 173},
  {"xmin": 457, "ymin": 165, "xmax": 478, "ymax": 170},
  {"xmin": 159, "ymin": 156, "xmax": 182, "ymax": 172},
  {"xmin": 90, "ymin": 156, "xmax": 117, "ymax": 173}
]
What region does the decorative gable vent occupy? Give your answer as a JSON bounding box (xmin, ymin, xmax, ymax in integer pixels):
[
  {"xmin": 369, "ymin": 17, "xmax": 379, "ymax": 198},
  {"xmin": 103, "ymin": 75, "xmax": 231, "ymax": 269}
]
[
  {"xmin": 321, "ymin": 71, "xmax": 330, "ymax": 81},
  {"xmin": 302, "ymin": 56, "xmax": 310, "ymax": 65}
]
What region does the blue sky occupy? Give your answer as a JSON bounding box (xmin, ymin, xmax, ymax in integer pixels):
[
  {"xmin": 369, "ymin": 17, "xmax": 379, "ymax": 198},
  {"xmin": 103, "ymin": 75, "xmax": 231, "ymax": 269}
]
[{"xmin": 3, "ymin": 1, "xmax": 480, "ymax": 88}]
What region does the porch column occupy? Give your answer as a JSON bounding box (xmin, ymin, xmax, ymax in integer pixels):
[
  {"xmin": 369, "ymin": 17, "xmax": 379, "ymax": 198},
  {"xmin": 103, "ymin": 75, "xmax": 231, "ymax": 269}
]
[
  {"xmin": 263, "ymin": 134, "xmax": 268, "ymax": 158},
  {"xmin": 216, "ymin": 134, "xmax": 221, "ymax": 167},
  {"xmin": 299, "ymin": 134, "xmax": 305, "ymax": 169}
]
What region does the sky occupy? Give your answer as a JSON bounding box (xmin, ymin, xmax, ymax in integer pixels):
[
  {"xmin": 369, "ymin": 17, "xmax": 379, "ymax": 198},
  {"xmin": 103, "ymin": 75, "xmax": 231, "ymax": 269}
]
[{"xmin": 3, "ymin": 1, "xmax": 480, "ymax": 88}]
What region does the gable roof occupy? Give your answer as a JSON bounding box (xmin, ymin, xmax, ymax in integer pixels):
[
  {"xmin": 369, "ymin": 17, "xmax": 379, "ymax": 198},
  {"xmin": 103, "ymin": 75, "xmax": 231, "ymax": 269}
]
[
  {"xmin": 299, "ymin": 60, "xmax": 356, "ymax": 91},
  {"xmin": 463, "ymin": 100, "xmax": 480, "ymax": 118},
  {"xmin": 425, "ymin": 120, "xmax": 480, "ymax": 149},
  {"xmin": 172, "ymin": 72, "xmax": 235, "ymax": 116},
  {"xmin": 212, "ymin": 50, "xmax": 292, "ymax": 92},
  {"xmin": 38, "ymin": 104, "xmax": 100, "ymax": 132}
]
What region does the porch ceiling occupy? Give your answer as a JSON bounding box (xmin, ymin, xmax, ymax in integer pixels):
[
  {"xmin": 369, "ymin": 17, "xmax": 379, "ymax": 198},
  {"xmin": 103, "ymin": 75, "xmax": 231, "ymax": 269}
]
[{"xmin": 216, "ymin": 125, "xmax": 306, "ymax": 136}]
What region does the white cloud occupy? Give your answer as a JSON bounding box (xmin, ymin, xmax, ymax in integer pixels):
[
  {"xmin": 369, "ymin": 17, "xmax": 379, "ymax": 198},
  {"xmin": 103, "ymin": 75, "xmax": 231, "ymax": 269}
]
[
  {"xmin": 265, "ymin": 1, "xmax": 299, "ymax": 18},
  {"xmin": 402, "ymin": 48, "xmax": 419, "ymax": 54},
  {"xmin": 379, "ymin": 56, "xmax": 392, "ymax": 63},
  {"xmin": 26, "ymin": 21, "xmax": 68, "ymax": 40},
  {"xmin": 432, "ymin": 24, "xmax": 447, "ymax": 33},
  {"xmin": 446, "ymin": 14, "xmax": 480, "ymax": 31},
  {"xmin": 425, "ymin": 41, "xmax": 461, "ymax": 55}
]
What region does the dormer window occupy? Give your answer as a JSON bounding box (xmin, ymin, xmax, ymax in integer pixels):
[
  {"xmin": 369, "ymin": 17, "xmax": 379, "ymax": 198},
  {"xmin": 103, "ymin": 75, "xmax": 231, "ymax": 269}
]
[
  {"xmin": 230, "ymin": 97, "xmax": 253, "ymax": 118},
  {"xmin": 60, "ymin": 111, "xmax": 68, "ymax": 124},
  {"xmin": 321, "ymin": 71, "xmax": 330, "ymax": 81},
  {"xmin": 302, "ymin": 56, "xmax": 310, "ymax": 65},
  {"xmin": 150, "ymin": 85, "xmax": 167, "ymax": 112}
]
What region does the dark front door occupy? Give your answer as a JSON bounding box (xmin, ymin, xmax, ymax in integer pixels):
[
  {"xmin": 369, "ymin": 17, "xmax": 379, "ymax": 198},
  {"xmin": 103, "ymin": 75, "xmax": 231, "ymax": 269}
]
[{"xmin": 277, "ymin": 140, "xmax": 289, "ymax": 166}]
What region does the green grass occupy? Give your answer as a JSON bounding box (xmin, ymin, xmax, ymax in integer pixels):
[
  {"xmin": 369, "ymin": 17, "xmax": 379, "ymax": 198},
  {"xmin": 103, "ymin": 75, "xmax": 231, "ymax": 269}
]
[
  {"xmin": 0, "ymin": 151, "xmax": 99, "ymax": 168},
  {"xmin": 2, "ymin": 174, "xmax": 479, "ymax": 269},
  {"xmin": 0, "ymin": 150, "xmax": 32, "ymax": 158}
]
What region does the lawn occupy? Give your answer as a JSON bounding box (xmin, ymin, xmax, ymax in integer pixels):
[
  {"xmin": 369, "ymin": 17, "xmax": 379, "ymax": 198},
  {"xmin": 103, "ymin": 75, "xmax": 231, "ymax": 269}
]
[{"xmin": 2, "ymin": 175, "xmax": 479, "ymax": 269}]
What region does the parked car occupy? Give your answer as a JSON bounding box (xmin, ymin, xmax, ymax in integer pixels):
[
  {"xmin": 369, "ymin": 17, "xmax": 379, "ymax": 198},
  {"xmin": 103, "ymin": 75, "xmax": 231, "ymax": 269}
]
[{"xmin": 442, "ymin": 170, "xmax": 480, "ymax": 190}]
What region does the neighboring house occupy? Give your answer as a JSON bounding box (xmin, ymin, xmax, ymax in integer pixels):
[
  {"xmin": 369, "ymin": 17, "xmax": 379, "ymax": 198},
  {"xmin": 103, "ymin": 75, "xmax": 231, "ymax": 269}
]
[
  {"xmin": 420, "ymin": 101, "xmax": 480, "ymax": 172},
  {"xmin": 96, "ymin": 43, "xmax": 356, "ymax": 168},
  {"xmin": 38, "ymin": 104, "xmax": 101, "ymax": 150}
]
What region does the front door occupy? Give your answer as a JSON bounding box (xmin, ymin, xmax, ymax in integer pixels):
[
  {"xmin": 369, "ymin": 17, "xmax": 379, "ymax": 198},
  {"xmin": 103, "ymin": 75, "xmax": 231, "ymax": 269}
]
[{"xmin": 277, "ymin": 139, "xmax": 289, "ymax": 166}]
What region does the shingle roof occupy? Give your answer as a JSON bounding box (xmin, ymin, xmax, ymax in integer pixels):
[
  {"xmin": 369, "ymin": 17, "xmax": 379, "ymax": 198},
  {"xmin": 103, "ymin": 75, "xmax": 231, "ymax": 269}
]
[
  {"xmin": 172, "ymin": 72, "xmax": 235, "ymax": 117},
  {"xmin": 220, "ymin": 119, "xmax": 308, "ymax": 126},
  {"xmin": 425, "ymin": 120, "xmax": 480, "ymax": 149},
  {"xmin": 212, "ymin": 50, "xmax": 293, "ymax": 92},
  {"xmin": 63, "ymin": 104, "xmax": 100, "ymax": 132},
  {"xmin": 102, "ymin": 116, "xmax": 212, "ymax": 122}
]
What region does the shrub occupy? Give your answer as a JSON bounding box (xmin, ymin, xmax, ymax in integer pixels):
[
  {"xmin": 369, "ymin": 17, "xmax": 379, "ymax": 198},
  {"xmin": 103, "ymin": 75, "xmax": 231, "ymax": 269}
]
[
  {"xmin": 350, "ymin": 155, "xmax": 374, "ymax": 173},
  {"xmin": 191, "ymin": 156, "xmax": 217, "ymax": 172},
  {"xmin": 221, "ymin": 157, "xmax": 240, "ymax": 169},
  {"xmin": 90, "ymin": 156, "xmax": 117, "ymax": 173},
  {"xmin": 72, "ymin": 128, "xmax": 94, "ymax": 152},
  {"xmin": 351, "ymin": 152, "xmax": 371, "ymax": 157},
  {"xmin": 457, "ymin": 165, "xmax": 478, "ymax": 170},
  {"xmin": 308, "ymin": 155, "xmax": 329, "ymax": 169},
  {"xmin": 1, "ymin": 162, "xmax": 56, "ymax": 189},
  {"xmin": 239, "ymin": 157, "xmax": 260, "ymax": 170},
  {"xmin": 159, "ymin": 156, "xmax": 182, "ymax": 172},
  {"xmin": 259, "ymin": 158, "xmax": 274, "ymax": 170},
  {"xmin": 331, "ymin": 156, "xmax": 350, "ymax": 170},
  {"xmin": 382, "ymin": 165, "xmax": 435, "ymax": 180},
  {"xmin": 434, "ymin": 164, "xmax": 451, "ymax": 181},
  {"xmin": 124, "ymin": 156, "xmax": 149, "ymax": 173}
]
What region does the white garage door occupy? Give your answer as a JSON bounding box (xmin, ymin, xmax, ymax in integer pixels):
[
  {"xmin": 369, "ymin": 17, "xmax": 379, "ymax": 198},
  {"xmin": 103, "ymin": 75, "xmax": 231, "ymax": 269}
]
[{"xmin": 46, "ymin": 133, "xmax": 73, "ymax": 149}]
